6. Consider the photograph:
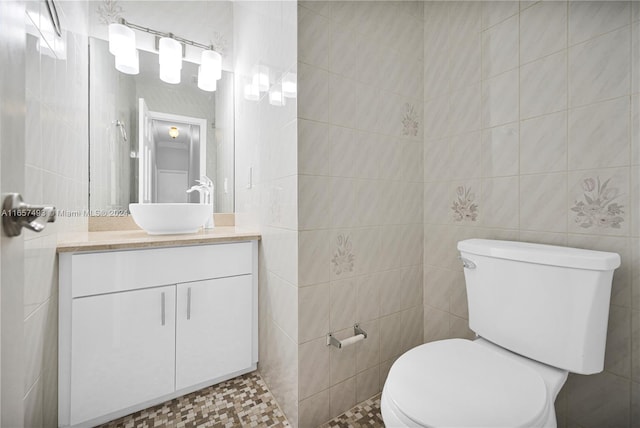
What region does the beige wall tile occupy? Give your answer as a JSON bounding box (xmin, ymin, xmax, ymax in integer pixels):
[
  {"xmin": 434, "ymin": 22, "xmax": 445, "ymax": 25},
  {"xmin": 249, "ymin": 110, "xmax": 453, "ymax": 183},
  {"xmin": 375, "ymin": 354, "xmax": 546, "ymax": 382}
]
[
  {"xmin": 566, "ymin": 371, "xmax": 630, "ymax": 428},
  {"xmin": 520, "ymin": 112, "xmax": 567, "ymax": 174},
  {"xmin": 299, "ymin": 283, "xmax": 330, "ymax": 343},
  {"xmin": 299, "ymin": 390, "xmax": 330, "ymax": 428},
  {"xmin": 298, "ymin": 5, "xmax": 329, "ymax": 69},
  {"xmin": 520, "ymin": 1, "xmax": 567, "ymax": 64},
  {"xmin": 568, "ymin": 1, "xmax": 630, "ymax": 46},
  {"xmin": 520, "ymin": 172, "xmax": 567, "ymax": 233},
  {"xmin": 520, "ymin": 50, "xmax": 567, "ymax": 120},
  {"xmin": 329, "ymin": 377, "xmax": 356, "ymax": 419},
  {"xmin": 481, "ymin": 122, "xmax": 518, "ymax": 177},
  {"xmin": 568, "ymin": 97, "xmax": 630, "ymax": 170},
  {"xmin": 482, "ymin": 15, "xmax": 519, "ymax": 79},
  {"xmin": 299, "ymin": 338, "xmax": 330, "ymax": 400},
  {"xmin": 604, "ymin": 305, "xmax": 631, "ymax": 378},
  {"xmin": 569, "ymin": 27, "xmax": 630, "ymax": 107},
  {"xmin": 356, "ymin": 366, "xmax": 380, "ymax": 403}
]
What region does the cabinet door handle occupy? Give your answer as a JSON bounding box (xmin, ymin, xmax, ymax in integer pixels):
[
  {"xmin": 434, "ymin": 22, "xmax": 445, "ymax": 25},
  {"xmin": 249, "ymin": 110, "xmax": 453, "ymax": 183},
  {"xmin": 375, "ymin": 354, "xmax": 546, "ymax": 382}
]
[
  {"xmin": 187, "ymin": 287, "xmax": 192, "ymax": 320},
  {"xmin": 161, "ymin": 292, "xmax": 166, "ymax": 326}
]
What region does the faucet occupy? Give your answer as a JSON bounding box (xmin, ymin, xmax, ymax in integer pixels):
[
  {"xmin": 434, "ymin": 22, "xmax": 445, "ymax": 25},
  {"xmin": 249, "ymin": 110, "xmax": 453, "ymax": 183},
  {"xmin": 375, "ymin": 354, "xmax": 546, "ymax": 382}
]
[
  {"xmin": 186, "ymin": 175, "xmax": 215, "ymax": 229},
  {"xmin": 187, "ymin": 176, "xmax": 213, "ymax": 204}
]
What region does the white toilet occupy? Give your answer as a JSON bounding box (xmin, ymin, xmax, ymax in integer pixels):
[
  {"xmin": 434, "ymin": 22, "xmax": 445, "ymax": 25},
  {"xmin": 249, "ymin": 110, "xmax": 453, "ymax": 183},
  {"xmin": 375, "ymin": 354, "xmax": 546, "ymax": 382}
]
[{"xmin": 381, "ymin": 239, "xmax": 621, "ymax": 428}]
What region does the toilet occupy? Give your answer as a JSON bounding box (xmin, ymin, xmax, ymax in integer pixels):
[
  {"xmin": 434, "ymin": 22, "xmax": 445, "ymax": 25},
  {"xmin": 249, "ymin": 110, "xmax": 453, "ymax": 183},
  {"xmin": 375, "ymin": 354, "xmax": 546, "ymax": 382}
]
[{"xmin": 381, "ymin": 239, "xmax": 621, "ymax": 428}]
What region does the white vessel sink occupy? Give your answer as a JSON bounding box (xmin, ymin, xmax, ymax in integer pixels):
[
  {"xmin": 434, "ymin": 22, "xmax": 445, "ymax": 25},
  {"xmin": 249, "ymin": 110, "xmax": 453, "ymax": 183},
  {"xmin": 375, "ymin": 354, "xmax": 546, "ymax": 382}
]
[{"xmin": 129, "ymin": 203, "xmax": 212, "ymax": 235}]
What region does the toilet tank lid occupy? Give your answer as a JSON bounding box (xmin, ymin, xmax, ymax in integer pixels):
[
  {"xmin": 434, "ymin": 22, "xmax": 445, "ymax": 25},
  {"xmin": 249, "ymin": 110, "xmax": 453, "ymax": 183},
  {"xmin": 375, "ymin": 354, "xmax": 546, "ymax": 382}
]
[{"xmin": 457, "ymin": 239, "xmax": 621, "ymax": 271}]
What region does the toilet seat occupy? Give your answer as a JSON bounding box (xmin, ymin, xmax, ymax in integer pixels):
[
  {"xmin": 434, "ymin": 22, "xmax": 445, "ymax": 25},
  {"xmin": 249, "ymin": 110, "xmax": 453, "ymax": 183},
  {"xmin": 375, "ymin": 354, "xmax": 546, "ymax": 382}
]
[{"xmin": 383, "ymin": 339, "xmax": 549, "ymax": 428}]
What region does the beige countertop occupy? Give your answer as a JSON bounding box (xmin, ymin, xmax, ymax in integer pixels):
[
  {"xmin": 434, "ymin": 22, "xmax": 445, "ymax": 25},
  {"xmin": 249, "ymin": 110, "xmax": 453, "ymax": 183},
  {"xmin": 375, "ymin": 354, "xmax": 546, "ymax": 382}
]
[{"xmin": 57, "ymin": 227, "xmax": 261, "ymax": 253}]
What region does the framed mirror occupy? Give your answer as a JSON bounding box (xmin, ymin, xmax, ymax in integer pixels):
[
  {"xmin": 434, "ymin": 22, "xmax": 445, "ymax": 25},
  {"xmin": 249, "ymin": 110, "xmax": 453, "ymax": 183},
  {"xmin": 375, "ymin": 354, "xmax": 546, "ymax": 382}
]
[{"xmin": 89, "ymin": 36, "xmax": 234, "ymax": 214}]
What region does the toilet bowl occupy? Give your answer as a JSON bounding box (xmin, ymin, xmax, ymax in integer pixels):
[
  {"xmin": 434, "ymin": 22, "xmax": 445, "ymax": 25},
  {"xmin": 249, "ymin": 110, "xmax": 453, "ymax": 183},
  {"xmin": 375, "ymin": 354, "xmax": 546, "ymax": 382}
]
[
  {"xmin": 381, "ymin": 338, "xmax": 567, "ymax": 428},
  {"xmin": 381, "ymin": 239, "xmax": 620, "ymax": 428}
]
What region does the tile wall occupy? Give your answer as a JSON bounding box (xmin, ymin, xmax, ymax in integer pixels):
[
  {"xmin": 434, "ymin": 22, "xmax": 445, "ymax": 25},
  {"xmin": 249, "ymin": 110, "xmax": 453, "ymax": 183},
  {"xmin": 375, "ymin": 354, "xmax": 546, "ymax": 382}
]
[
  {"xmin": 233, "ymin": 0, "xmax": 299, "ymax": 425},
  {"xmin": 24, "ymin": 0, "xmax": 90, "ymax": 426},
  {"xmin": 89, "ymin": 38, "xmax": 133, "ymax": 211},
  {"xmin": 296, "ymin": 2, "xmax": 424, "ymax": 426},
  {"xmin": 423, "ymin": 2, "xmax": 640, "ymax": 427}
]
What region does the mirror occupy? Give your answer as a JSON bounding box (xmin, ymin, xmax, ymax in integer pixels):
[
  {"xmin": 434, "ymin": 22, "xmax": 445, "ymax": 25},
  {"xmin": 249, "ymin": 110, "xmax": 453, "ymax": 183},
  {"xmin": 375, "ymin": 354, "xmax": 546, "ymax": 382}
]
[{"xmin": 89, "ymin": 37, "xmax": 234, "ymax": 213}]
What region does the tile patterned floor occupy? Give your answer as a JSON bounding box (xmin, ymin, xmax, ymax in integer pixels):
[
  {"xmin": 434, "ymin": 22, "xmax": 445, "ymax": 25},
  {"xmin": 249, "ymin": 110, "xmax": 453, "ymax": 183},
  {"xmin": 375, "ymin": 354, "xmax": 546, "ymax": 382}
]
[
  {"xmin": 98, "ymin": 372, "xmax": 290, "ymax": 428},
  {"xmin": 98, "ymin": 371, "xmax": 383, "ymax": 428},
  {"xmin": 320, "ymin": 395, "xmax": 384, "ymax": 428}
]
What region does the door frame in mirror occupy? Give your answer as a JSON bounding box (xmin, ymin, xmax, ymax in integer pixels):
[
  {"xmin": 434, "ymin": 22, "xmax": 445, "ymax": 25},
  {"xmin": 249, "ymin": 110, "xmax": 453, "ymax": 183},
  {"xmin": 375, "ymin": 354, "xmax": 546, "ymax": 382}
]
[{"xmin": 138, "ymin": 100, "xmax": 207, "ymax": 204}]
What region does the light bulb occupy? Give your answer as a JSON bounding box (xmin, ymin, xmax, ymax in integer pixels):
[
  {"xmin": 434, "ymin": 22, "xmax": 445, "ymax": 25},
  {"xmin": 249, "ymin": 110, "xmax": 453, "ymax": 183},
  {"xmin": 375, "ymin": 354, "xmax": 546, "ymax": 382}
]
[
  {"xmin": 197, "ymin": 65, "xmax": 217, "ymax": 92},
  {"xmin": 159, "ymin": 65, "xmax": 181, "ymax": 84},
  {"xmin": 158, "ymin": 37, "xmax": 182, "ymax": 69},
  {"xmin": 200, "ymin": 50, "xmax": 222, "ymax": 81},
  {"xmin": 108, "ymin": 23, "xmax": 136, "ymax": 57},
  {"xmin": 244, "ymin": 83, "xmax": 259, "ymax": 101},
  {"xmin": 115, "ymin": 49, "xmax": 139, "ymax": 75},
  {"xmin": 282, "ymin": 72, "xmax": 297, "ymax": 98},
  {"xmin": 269, "ymin": 84, "xmax": 285, "ymax": 106},
  {"xmin": 169, "ymin": 126, "xmax": 179, "ymax": 139},
  {"xmin": 252, "ymin": 65, "xmax": 269, "ymax": 92}
]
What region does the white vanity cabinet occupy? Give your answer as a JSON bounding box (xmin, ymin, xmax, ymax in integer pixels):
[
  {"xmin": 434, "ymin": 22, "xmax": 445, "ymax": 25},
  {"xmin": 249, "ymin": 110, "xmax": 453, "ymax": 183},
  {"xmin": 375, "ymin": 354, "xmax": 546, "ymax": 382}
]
[
  {"xmin": 175, "ymin": 276, "xmax": 253, "ymax": 390},
  {"xmin": 58, "ymin": 240, "xmax": 258, "ymax": 428}
]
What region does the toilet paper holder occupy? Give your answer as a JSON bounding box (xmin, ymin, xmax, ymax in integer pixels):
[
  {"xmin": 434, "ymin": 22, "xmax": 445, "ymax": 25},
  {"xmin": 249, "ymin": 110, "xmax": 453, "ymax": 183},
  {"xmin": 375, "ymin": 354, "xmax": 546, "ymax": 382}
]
[{"xmin": 327, "ymin": 323, "xmax": 368, "ymax": 349}]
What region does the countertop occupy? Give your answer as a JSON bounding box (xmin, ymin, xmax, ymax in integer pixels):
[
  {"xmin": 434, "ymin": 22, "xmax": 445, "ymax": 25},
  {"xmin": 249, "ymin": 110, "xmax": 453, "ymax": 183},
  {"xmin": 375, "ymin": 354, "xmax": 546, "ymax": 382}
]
[{"xmin": 57, "ymin": 227, "xmax": 261, "ymax": 253}]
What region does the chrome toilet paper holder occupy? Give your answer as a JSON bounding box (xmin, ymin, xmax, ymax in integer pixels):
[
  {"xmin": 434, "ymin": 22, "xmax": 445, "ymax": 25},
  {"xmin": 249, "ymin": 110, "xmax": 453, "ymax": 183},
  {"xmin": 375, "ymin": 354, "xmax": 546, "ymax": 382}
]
[{"xmin": 327, "ymin": 323, "xmax": 368, "ymax": 349}]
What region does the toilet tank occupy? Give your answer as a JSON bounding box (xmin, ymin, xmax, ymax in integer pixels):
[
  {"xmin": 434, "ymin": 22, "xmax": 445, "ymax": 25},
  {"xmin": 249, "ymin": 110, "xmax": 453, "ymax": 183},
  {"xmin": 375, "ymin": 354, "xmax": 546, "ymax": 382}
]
[{"xmin": 457, "ymin": 239, "xmax": 620, "ymax": 375}]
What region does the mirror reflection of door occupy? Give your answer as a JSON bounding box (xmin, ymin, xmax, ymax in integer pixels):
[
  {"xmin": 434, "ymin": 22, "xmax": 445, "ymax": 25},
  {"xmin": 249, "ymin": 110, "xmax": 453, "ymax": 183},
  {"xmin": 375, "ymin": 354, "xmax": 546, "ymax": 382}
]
[{"xmin": 138, "ymin": 98, "xmax": 207, "ymax": 203}]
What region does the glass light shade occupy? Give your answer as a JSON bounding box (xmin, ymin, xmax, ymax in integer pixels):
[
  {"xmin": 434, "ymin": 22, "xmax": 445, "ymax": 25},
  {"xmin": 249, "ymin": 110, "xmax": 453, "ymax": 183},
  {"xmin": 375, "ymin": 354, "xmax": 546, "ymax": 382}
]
[
  {"xmin": 200, "ymin": 50, "xmax": 222, "ymax": 81},
  {"xmin": 252, "ymin": 65, "xmax": 269, "ymax": 92},
  {"xmin": 159, "ymin": 64, "xmax": 181, "ymax": 84},
  {"xmin": 197, "ymin": 66, "xmax": 217, "ymax": 92},
  {"xmin": 108, "ymin": 23, "xmax": 136, "ymax": 57},
  {"xmin": 168, "ymin": 126, "xmax": 179, "ymax": 139},
  {"xmin": 269, "ymin": 84, "xmax": 285, "ymax": 107},
  {"xmin": 244, "ymin": 83, "xmax": 259, "ymax": 101},
  {"xmin": 158, "ymin": 37, "xmax": 182, "ymax": 69},
  {"xmin": 115, "ymin": 49, "xmax": 139, "ymax": 75},
  {"xmin": 282, "ymin": 72, "xmax": 297, "ymax": 98}
]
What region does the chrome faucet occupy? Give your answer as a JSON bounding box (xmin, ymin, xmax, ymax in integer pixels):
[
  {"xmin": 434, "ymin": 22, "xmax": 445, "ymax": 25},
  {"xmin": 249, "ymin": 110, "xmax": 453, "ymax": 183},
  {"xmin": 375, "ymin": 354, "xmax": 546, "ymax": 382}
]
[
  {"xmin": 186, "ymin": 176, "xmax": 213, "ymax": 205},
  {"xmin": 186, "ymin": 176, "xmax": 214, "ymax": 229}
]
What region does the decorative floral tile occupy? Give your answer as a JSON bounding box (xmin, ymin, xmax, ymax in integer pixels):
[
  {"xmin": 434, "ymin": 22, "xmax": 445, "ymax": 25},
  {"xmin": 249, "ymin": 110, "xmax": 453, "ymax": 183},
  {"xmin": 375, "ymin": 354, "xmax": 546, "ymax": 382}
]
[
  {"xmin": 571, "ymin": 176, "xmax": 625, "ymax": 230},
  {"xmin": 331, "ymin": 233, "xmax": 355, "ymax": 275},
  {"xmin": 451, "ymin": 185, "xmax": 478, "ymax": 222},
  {"xmin": 402, "ymin": 103, "xmax": 419, "ymax": 137},
  {"xmin": 97, "ymin": 0, "xmax": 124, "ymax": 24}
]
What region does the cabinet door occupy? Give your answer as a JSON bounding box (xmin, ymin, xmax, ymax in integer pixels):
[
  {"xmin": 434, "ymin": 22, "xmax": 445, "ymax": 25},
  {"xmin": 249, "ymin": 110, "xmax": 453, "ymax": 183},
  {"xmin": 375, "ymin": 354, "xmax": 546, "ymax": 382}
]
[
  {"xmin": 70, "ymin": 285, "xmax": 176, "ymax": 425},
  {"xmin": 176, "ymin": 275, "xmax": 253, "ymax": 390}
]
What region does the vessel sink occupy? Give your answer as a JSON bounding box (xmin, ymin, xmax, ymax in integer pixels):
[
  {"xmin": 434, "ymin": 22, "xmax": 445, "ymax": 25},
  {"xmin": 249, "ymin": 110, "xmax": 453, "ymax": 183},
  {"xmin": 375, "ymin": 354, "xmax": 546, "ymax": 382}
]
[{"xmin": 129, "ymin": 203, "xmax": 212, "ymax": 235}]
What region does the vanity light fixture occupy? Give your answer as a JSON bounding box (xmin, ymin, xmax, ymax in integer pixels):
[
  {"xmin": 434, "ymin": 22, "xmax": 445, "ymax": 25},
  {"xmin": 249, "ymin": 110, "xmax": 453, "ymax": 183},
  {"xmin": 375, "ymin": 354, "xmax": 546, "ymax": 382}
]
[
  {"xmin": 107, "ymin": 18, "xmax": 223, "ymax": 89},
  {"xmin": 197, "ymin": 50, "xmax": 222, "ymax": 92},
  {"xmin": 169, "ymin": 126, "xmax": 179, "ymax": 139},
  {"xmin": 268, "ymin": 83, "xmax": 286, "ymax": 107},
  {"xmin": 108, "ymin": 23, "xmax": 139, "ymax": 75},
  {"xmin": 159, "ymin": 37, "xmax": 182, "ymax": 84},
  {"xmin": 197, "ymin": 66, "xmax": 217, "ymax": 92},
  {"xmin": 282, "ymin": 72, "xmax": 297, "ymax": 98}
]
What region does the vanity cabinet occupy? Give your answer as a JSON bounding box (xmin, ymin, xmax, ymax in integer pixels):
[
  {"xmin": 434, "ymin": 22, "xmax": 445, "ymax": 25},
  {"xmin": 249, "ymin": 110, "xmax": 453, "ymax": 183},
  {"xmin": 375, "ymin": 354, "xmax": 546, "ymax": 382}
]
[
  {"xmin": 175, "ymin": 276, "xmax": 253, "ymax": 390},
  {"xmin": 58, "ymin": 241, "xmax": 258, "ymax": 428},
  {"xmin": 71, "ymin": 286, "xmax": 177, "ymax": 424}
]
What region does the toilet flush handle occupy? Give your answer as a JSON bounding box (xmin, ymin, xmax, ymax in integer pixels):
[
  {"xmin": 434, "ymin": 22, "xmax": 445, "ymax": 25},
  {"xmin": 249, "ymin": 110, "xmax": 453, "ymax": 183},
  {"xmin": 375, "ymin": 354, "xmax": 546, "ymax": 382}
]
[{"xmin": 459, "ymin": 256, "xmax": 476, "ymax": 269}]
